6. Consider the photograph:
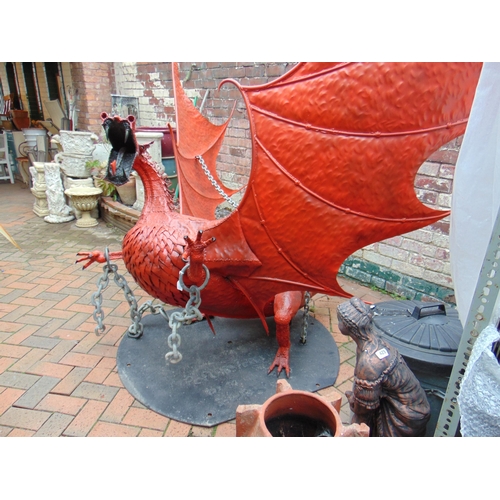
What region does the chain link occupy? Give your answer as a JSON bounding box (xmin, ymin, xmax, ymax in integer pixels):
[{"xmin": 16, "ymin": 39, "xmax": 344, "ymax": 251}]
[
  {"xmin": 89, "ymin": 248, "xmax": 210, "ymax": 365},
  {"xmin": 300, "ymin": 291, "xmax": 312, "ymax": 345},
  {"xmin": 166, "ymin": 263, "xmax": 210, "ymax": 363},
  {"xmin": 90, "ymin": 249, "xmax": 116, "ymax": 335},
  {"xmin": 196, "ymin": 154, "xmax": 238, "ymax": 209},
  {"xmin": 90, "ymin": 248, "xmax": 161, "ymax": 338}
]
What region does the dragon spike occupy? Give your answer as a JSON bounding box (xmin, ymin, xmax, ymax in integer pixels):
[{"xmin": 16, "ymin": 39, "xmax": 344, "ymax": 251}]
[{"xmin": 182, "ymin": 231, "xmax": 216, "ymax": 262}]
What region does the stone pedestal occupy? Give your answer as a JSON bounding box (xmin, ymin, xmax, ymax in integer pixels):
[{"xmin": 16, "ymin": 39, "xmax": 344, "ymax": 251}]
[
  {"xmin": 30, "ymin": 162, "xmax": 49, "ymax": 217},
  {"xmin": 136, "ymin": 131, "xmax": 163, "ymax": 169},
  {"xmin": 43, "ymin": 163, "xmax": 75, "ymax": 223},
  {"xmin": 131, "ymin": 172, "xmax": 144, "ymax": 212}
]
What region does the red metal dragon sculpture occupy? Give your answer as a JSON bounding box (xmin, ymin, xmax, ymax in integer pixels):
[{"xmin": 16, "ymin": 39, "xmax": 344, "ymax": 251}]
[{"xmin": 78, "ymin": 62, "xmax": 482, "ymax": 376}]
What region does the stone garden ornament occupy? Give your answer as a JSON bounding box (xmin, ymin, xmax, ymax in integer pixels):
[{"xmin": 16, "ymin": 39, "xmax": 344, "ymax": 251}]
[
  {"xmin": 43, "ymin": 163, "xmax": 75, "ymax": 224},
  {"xmin": 77, "ymin": 62, "xmax": 482, "ymax": 377}
]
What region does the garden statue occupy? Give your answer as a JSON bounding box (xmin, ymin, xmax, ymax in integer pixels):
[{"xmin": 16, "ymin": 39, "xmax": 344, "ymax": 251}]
[
  {"xmin": 337, "ymin": 297, "xmax": 431, "ymax": 437},
  {"xmin": 77, "ymin": 62, "xmax": 482, "ymax": 377}
]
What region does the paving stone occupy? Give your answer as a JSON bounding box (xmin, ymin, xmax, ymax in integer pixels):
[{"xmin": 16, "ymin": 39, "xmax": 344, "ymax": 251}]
[
  {"xmin": 165, "ymin": 420, "xmax": 191, "ymax": 437},
  {"xmin": 35, "ymin": 394, "xmax": 87, "ymax": 415},
  {"xmin": 61, "ymin": 312, "xmax": 91, "ymax": 331},
  {"xmin": 0, "ymin": 425, "xmax": 13, "ymax": 436},
  {"xmin": 1, "ymin": 305, "xmax": 33, "ymax": 322},
  {"xmin": 0, "ymin": 357, "xmax": 16, "ymax": 374},
  {"xmin": 9, "ymin": 348, "xmax": 49, "ymax": 373},
  {"xmin": 33, "ymin": 318, "xmax": 68, "ymax": 338},
  {"xmin": 87, "ymin": 421, "xmax": 140, "ymax": 437},
  {"xmin": 84, "ymin": 367, "xmax": 111, "ymax": 384},
  {"xmin": 138, "ymin": 428, "xmax": 164, "ymax": 437},
  {"xmin": 0, "ymin": 332, "xmax": 13, "ymax": 343},
  {"xmin": 51, "ymin": 367, "xmax": 91, "ymax": 396},
  {"xmin": 21, "ymin": 336, "xmax": 61, "ymax": 350},
  {"xmin": 71, "ymin": 382, "xmax": 119, "ymax": 402},
  {"xmin": 0, "ymin": 371, "xmax": 40, "ymax": 389},
  {"xmin": 59, "ymin": 352, "xmax": 102, "ymax": 369},
  {"xmin": 0, "ymin": 407, "xmax": 51, "ymax": 431},
  {"xmin": 63, "ymin": 400, "xmax": 108, "ymax": 437},
  {"xmin": 0, "ymin": 387, "xmax": 25, "ymax": 415},
  {"xmin": 214, "ymin": 422, "xmax": 237, "ymax": 437},
  {"xmin": 7, "ymin": 428, "xmax": 36, "ymax": 437},
  {"xmin": 100, "ymin": 388, "xmax": 134, "ymax": 423},
  {"xmin": 122, "ymin": 407, "xmax": 169, "ymax": 431},
  {"xmin": 189, "ymin": 425, "xmax": 213, "ymax": 437},
  {"xmin": 27, "ymin": 361, "xmax": 73, "ymax": 379},
  {"xmin": 42, "ymin": 339, "xmax": 78, "ymax": 363},
  {"xmin": 0, "ymin": 344, "xmax": 31, "ymax": 358},
  {"xmin": 14, "ymin": 376, "xmax": 60, "ymax": 409},
  {"xmin": 0, "ymin": 289, "xmax": 27, "ymax": 304},
  {"xmin": 33, "ymin": 412, "xmax": 74, "ymax": 437}
]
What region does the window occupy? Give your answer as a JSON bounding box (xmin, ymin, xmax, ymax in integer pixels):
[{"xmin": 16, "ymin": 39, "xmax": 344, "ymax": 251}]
[
  {"xmin": 44, "ymin": 62, "xmax": 62, "ymax": 102},
  {"xmin": 5, "ymin": 62, "xmax": 21, "ymax": 109},
  {"xmin": 22, "ymin": 62, "xmax": 43, "ymax": 121}
]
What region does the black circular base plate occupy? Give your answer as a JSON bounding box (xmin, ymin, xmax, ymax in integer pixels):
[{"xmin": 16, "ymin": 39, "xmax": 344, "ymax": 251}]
[{"xmin": 117, "ymin": 312, "xmax": 340, "ymax": 427}]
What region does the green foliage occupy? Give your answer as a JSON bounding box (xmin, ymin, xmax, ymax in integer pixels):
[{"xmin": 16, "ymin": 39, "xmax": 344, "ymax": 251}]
[
  {"xmin": 95, "ymin": 177, "xmax": 118, "ymax": 199},
  {"xmin": 86, "ymin": 159, "xmax": 118, "ymax": 200}
]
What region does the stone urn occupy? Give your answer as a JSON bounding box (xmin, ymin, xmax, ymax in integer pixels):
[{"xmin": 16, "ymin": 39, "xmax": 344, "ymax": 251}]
[
  {"xmin": 64, "ymin": 186, "xmax": 102, "ymax": 228},
  {"xmin": 52, "ymin": 130, "xmax": 99, "ymax": 156},
  {"xmin": 62, "ymin": 175, "xmax": 99, "ymax": 220},
  {"xmin": 52, "ymin": 131, "xmax": 98, "ymax": 179},
  {"xmin": 236, "ymin": 380, "xmax": 369, "ymax": 437}
]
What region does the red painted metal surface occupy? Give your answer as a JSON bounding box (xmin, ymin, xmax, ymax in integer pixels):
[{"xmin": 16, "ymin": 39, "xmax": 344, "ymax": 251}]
[{"xmin": 79, "ymin": 62, "xmax": 482, "ymax": 376}]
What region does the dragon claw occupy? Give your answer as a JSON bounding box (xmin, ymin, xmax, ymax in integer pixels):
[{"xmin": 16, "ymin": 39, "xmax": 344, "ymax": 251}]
[
  {"xmin": 268, "ymin": 347, "xmax": 291, "ymax": 378},
  {"xmin": 76, "ymin": 251, "xmax": 106, "ymax": 269}
]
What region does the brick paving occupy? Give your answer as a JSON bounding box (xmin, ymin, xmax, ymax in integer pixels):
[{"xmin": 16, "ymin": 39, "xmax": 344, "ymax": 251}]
[{"xmin": 0, "ymin": 180, "xmax": 388, "ymax": 437}]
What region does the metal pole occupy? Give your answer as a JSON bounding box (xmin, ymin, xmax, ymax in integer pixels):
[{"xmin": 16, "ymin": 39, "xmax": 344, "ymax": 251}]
[{"xmin": 434, "ymin": 205, "xmax": 500, "ymax": 436}]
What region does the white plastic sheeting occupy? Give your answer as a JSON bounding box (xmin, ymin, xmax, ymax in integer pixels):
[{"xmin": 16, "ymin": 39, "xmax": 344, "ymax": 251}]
[
  {"xmin": 450, "ymin": 63, "xmax": 500, "ymax": 325},
  {"xmin": 457, "ymin": 324, "xmax": 500, "ymax": 436}
]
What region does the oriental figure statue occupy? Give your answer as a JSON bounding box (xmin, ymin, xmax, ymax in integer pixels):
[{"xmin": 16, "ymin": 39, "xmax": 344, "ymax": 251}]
[{"xmin": 337, "ymin": 297, "xmax": 431, "ymax": 437}]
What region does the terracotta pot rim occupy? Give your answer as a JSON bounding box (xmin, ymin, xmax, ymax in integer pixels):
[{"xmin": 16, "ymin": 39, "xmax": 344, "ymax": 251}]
[{"xmin": 259, "ymin": 389, "xmax": 342, "ymax": 437}]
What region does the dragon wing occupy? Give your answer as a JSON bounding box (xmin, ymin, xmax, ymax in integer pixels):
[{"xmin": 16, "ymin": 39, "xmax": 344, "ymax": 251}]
[
  {"xmin": 173, "ymin": 62, "xmax": 482, "ymax": 304},
  {"xmin": 171, "ymin": 63, "xmax": 239, "ymax": 219}
]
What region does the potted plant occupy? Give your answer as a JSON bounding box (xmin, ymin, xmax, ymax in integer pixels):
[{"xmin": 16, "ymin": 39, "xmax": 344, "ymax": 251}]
[
  {"xmin": 86, "ymin": 159, "xmax": 136, "ymax": 206},
  {"xmin": 87, "ymin": 160, "xmax": 118, "ymax": 201}
]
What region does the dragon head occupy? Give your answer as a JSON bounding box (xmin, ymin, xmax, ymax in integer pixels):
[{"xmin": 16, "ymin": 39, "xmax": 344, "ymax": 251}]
[{"xmin": 101, "ymin": 112, "xmax": 137, "ymax": 186}]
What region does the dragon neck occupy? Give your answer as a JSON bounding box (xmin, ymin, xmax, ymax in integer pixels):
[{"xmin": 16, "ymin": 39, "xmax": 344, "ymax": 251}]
[{"xmin": 133, "ymin": 150, "xmax": 175, "ymax": 217}]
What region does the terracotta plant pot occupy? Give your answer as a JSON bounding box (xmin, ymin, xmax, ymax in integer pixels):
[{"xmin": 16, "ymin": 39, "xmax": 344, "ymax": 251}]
[
  {"xmin": 236, "ymin": 380, "xmax": 369, "ymax": 437},
  {"xmin": 116, "ymin": 176, "xmax": 137, "ymax": 206}
]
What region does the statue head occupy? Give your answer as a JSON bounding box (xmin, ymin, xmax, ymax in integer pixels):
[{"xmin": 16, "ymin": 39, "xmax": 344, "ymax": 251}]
[{"xmin": 337, "ymin": 297, "xmax": 374, "ymax": 341}]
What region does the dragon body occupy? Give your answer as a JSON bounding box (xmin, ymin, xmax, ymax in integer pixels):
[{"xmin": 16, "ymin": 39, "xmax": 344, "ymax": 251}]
[{"xmin": 79, "ymin": 62, "xmax": 482, "ymax": 376}]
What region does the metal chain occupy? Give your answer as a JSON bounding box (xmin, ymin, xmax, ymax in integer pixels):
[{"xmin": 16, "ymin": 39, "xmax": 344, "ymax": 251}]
[
  {"xmin": 91, "ymin": 254, "xmax": 114, "ymax": 335},
  {"xmin": 90, "ymin": 248, "xmax": 167, "ymax": 339},
  {"xmin": 195, "ymin": 154, "xmax": 238, "ymax": 209},
  {"xmin": 90, "ymin": 249, "xmax": 211, "ymax": 365},
  {"xmin": 166, "ymin": 262, "xmax": 210, "ymax": 363},
  {"xmin": 300, "ymin": 291, "xmax": 312, "ymax": 345}
]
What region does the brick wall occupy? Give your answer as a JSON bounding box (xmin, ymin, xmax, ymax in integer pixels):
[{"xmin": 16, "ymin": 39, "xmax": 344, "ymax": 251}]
[
  {"xmin": 341, "ymin": 136, "xmax": 461, "ymax": 303},
  {"xmin": 70, "ymin": 63, "xmax": 114, "ymax": 135},
  {"xmin": 110, "ymin": 62, "xmax": 461, "ymax": 302},
  {"xmin": 113, "ymin": 62, "xmax": 294, "ymax": 188}
]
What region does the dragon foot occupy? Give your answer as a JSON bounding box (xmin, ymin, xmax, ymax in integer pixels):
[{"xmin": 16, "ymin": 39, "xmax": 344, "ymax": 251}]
[
  {"xmin": 268, "ymin": 346, "xmax": 290, "ymax": 377},
  {"xmin": 76, "ymin": 250, "xmax": 123, "ymax": 269}
]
